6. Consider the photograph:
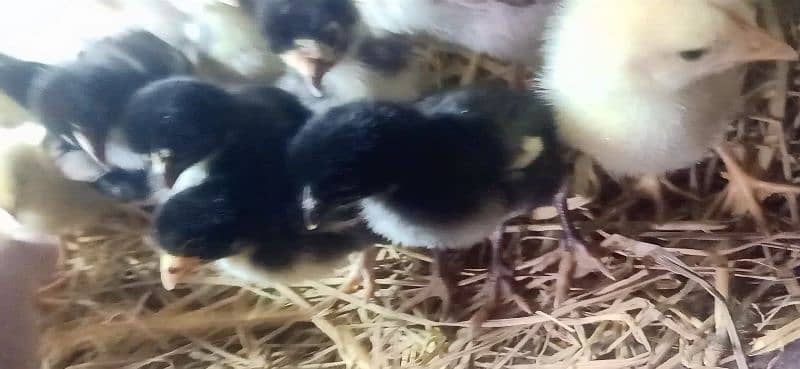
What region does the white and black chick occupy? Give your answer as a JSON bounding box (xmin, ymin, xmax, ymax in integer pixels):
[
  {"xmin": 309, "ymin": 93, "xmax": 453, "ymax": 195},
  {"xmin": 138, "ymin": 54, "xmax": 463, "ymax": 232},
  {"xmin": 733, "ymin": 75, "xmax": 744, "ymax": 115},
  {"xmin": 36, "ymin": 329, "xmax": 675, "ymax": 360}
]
[
  {"xmin": 25, "ymin": 30, "xmax": 192, "ymax": 163},
  {"xmin": 0, "ymin": 31, "xmax": 192, "ymax": 203},
  {"xmin": 121, "ymin": 76, "xmax": 311, "ymax": 192},
  {"xmin": 152, "ymin": 91, "xmax": 375, "ymax": 291},
  {"xmin": 289, "ymin": 85, "xmax": 593, "ymax": 322},
  {"xmin": 275, "ymin": 33, "xmax": 425, "ymax": 116},
  {"xmin": 254, "ymin": 0, "xmax": 362, "ymax": 97}
]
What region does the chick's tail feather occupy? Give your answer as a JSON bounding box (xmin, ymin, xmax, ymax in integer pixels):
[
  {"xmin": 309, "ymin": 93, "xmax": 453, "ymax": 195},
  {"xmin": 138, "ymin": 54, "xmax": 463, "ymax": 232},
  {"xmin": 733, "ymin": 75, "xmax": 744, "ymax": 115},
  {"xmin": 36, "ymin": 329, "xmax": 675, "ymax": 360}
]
[{"xmin": 0, "ymin": 53, "xmax": 49, "ymax": 109}]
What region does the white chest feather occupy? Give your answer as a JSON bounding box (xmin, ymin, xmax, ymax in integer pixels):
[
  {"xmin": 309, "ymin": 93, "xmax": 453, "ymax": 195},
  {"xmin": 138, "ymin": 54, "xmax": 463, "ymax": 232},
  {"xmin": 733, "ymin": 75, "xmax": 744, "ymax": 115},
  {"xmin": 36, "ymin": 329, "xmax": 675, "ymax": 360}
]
[
  {"xmin": 360, "ymin": 197, "xmax": 507, "ymax": 250},
  {"xmin": 105, "ymin": 127, "xmax": 149, "ymax": 171},
  {"xmin": 170, "ymin": 159, "xmax": 209, "ymax": 194}
]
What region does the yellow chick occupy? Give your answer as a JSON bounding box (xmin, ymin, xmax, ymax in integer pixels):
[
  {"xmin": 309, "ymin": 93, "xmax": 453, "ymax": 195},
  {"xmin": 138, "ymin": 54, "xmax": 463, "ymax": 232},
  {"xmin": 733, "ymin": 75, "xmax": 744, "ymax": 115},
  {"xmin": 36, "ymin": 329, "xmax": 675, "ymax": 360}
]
[
  {"xmin": 0, "ymin": 123, "xmax": 127, "ymax": 235},
  {"xmin": 541, "ymin": 0, "xmax": 796, "ymax": 176},
  {"xmin": 539, "ymin": 0, "xmax": 798, "ymax": 220}
]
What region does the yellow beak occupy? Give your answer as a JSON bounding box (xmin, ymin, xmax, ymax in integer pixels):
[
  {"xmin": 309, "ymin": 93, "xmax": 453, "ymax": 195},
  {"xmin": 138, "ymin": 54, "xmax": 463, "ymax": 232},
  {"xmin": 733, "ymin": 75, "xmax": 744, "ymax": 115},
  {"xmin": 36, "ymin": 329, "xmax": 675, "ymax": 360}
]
[
  {"xmin": 159, "ymin": 254, "xmax": 202, "ymax": 290},
  {"xmin": 727, "ymin": 21, "xmax": 797, "ymax": 64}
]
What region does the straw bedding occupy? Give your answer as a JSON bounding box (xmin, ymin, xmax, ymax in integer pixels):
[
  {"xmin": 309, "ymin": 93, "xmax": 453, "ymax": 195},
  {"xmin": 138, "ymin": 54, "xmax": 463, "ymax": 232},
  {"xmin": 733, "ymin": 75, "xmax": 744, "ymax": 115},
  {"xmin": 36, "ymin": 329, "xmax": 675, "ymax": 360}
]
[{"xmin": 37, "ymin": 2, "xmax": 800, "ymax": 368}]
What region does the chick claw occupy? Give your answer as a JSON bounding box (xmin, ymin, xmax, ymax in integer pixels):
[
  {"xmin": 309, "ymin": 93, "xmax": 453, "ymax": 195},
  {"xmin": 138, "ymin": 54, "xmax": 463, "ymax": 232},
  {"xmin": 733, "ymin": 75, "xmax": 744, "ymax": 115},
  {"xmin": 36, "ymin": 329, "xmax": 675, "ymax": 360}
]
[
  {"xmin": 470, "ymin": 232, "xmax": 533, "ymax": 329},
  {"xmin": 715, "ymin": 145, "xmax": 800, "ymax": 233},
  {"xmin": 400, "ymin": 274, "xmax": 456, "ymax": 318},
  {"xmin": 399, "ymin": 249, "xmax": 457, "ymax": 318},
  {"xmin": 470, "ymin": 257, "xmax": 533, "ymax": 329}
]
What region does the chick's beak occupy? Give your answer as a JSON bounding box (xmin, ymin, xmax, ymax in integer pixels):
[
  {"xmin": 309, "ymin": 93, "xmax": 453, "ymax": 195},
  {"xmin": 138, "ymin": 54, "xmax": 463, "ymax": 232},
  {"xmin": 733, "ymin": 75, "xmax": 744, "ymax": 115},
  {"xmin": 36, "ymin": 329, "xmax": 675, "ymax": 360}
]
[
  {"xmin": 159, "ymin": 254, "xmax": 202, "ymax": 291},
  {"xmin": 307, "ymin": 59, "xmax": 334, "ymax": 95},
  {"xmin": 163, "ymin": 160, "xmax": 179, "ymax": 189},
  {"xmin": 74, "ymin": 130, "xmax": 107, "ymax": 164},
  {"xmin": 728, "ymin": 22, "xmax": 797, "ymax": 64},
  {"xmin": 151, "ymin": 151, "xmax": 179, "ymax": 188},
  {"xmin": 280, "ymin": 41, "xmax": 338, "ymax": 98}
]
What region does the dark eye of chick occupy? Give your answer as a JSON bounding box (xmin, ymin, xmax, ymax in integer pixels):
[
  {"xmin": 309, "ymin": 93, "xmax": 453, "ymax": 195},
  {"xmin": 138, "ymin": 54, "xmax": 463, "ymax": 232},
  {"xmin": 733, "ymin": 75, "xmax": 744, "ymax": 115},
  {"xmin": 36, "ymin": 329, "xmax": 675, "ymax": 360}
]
[{"xmin": 678, "ymin": 48, "xmax": 709, "ymax": 61}]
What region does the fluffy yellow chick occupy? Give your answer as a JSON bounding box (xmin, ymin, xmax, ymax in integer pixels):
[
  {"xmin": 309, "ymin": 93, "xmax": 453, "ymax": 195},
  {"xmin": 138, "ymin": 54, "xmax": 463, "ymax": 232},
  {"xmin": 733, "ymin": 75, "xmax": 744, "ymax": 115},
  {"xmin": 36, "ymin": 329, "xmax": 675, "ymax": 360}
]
[
  {"xmin": 0, "ymin": 123, "xmax": 128, "ymax": 235},
  {"xmin": 541, "ymin": 0, "xmax": 796, "ymax": 176},
  {"xmin": 539, "ymin": 0, "xmax": 798, "ymax": 223}
]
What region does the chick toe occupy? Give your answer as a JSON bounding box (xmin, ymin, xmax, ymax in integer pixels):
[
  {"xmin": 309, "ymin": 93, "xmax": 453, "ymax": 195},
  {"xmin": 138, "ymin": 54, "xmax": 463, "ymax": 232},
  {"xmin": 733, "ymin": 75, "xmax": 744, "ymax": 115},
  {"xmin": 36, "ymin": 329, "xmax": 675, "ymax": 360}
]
[
  {"xmin": 715, "ymin": 145, "xmax": 800, "ymax": 232},
  {"xmin": 470, "ymin": 232, "xmax": 533, "ymax": 328},
  {"xmin": 399, "ymin": 249, "xmax": 458, "ymax": 318}
]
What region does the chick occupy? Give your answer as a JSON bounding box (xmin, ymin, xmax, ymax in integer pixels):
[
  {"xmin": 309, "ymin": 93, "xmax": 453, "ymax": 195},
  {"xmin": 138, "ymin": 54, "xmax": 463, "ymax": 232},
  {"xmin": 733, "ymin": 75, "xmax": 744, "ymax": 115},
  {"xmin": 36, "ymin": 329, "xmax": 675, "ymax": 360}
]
[
  {"xmin": 18, "ymin": 30, "xmax": 192, "ymax": 163},
  {"xmin": 353, "ymin": 0, "xmax": 559, "ymax": 87},
  {"xmin": 275, "ymin": 34, "xmax": 425, "ymax": 115},
  {"xmin": 121, "ymin": 77, "xmax": 311, "ymax": 189},
  {"xmin": 151, "ymin": 96, "xmax": 370, "ymax": 290},
  {"xmin": 255, "ymin": 0, "xmax": 362, "ymax": 96},
  {"xmin": 289, "ymin": 85, "xmax": 582, "ymax": 321},
  {"xmin": 539, "ymin": 0, "xmax": 798, "ymax": 225},
  {"xmin": 156, "ymin": 177, "xmax": 375, "ymax": 291},
  {"xmin": 0, "ymin": 123, "xmax": 126, "ymax": 235},
  {"xmin": 0, "ymin": 31, "xmax": 191, "ymax": 203}
]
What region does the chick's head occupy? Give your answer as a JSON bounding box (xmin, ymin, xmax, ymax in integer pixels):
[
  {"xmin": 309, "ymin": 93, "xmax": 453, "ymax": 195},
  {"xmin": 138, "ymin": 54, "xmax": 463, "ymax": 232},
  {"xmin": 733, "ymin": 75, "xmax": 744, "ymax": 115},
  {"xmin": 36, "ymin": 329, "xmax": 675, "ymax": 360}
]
[
  {"xmin": 155, "ymin": 180, "xmax": 242, "ymax": 259},
  {"xmin": 259, "ymin": 0, "xmax": 360, "ymax": 95},
  {"xmin": 546, "ymin": 0, "xmax": 797, "ymax": 92},
  {"xmin": 122, "ymin": 78, "xmax": 236, "ymax": 188}
]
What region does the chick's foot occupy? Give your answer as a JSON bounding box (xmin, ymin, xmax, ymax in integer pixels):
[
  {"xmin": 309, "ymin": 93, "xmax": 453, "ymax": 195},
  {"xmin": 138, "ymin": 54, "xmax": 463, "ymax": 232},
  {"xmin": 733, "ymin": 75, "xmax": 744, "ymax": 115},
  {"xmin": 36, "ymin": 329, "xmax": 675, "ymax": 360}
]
[
  {"xmin": 553, "ymin": 188, "xmax": 614, "ymax": 307},
  {"xmin": 471, "ymin": 230, "xmax": 533, "ymax": 328},
  {"xmin": 399, "ymin": 249, "xmax": 458, "ymax": 318},
  {"xmin": 715, "ymin": 145, "xmax": 800, "ymax": 233}
]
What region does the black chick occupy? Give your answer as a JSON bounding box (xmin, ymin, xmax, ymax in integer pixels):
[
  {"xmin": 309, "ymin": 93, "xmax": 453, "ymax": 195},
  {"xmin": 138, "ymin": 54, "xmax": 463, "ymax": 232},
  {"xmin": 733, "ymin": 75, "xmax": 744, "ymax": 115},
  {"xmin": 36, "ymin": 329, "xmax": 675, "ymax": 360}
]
[
  {"xmin": 121, "ymin": 76, "xmax": 311, "ymax": 189},
  {"xmin": 0, "ymin": 30, "xmax": 193, "ymax": 164},
  {"xmin": 153, "ymin": 99, "xmax": 372, "ymax": 291},
  {"xmin": 255, "ymin": 0, "xmax": 360, "ymax": 97},
  {"xmin": 289, "ymin": 85, "xmax": 583, "ymax": 321}
]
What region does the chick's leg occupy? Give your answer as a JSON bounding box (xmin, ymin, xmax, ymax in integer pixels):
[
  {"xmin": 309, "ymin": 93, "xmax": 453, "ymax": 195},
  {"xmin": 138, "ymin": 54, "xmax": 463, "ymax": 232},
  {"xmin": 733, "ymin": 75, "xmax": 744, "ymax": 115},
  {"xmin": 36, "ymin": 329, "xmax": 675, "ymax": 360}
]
[
  {"xmin": 715, "ymin": 145, "xmax": 800, "ymax": 232},
  {"xmin": 553, "ymin": 187, "xmax": 614, "ymax": 307},
  {"xmin": 343, "ymin": 247, "xmax": 379, "ymax": 298},
  {"xmin": 633, "ymin": 174, "xmax": 666, "ymax": 222},
  {"xmin": 471, "ymin": 229, "xmax": 533, "ymax": 327},
  {"xmin": 460, "ymin": 52, "xmax": 483, "ymax": 86},
  {"xmin": 399, "ymin": 249, "xmax": 458, "ymax": 318}
]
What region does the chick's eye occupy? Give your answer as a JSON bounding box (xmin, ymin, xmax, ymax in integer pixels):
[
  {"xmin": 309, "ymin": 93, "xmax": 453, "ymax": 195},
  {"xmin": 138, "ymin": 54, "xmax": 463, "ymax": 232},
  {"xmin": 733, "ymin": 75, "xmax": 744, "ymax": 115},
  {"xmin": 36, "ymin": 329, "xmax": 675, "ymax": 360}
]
[{"xmin": 679, "ymin": 48, "xmax": 709, "ymax": 61}]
